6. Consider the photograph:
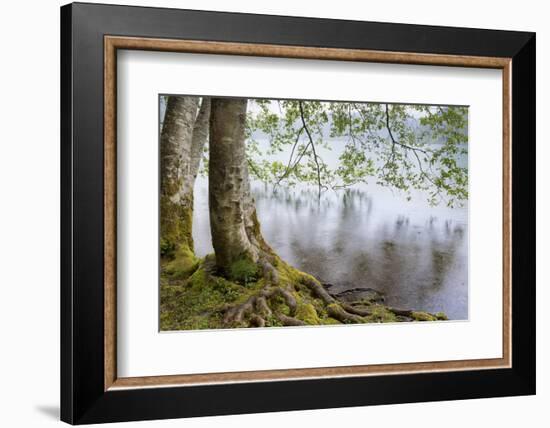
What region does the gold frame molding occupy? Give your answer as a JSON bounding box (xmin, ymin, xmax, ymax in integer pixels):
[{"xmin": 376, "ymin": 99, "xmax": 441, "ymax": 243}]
[{"xmin": 104, "ymin": 35, "xmax": 512, "ymax": 391}]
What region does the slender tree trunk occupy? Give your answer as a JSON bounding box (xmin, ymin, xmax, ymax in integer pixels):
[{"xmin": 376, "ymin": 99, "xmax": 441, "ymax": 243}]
[
  {"xmin": 209, "ymin": 98, "xmax": 272, "ymax": 273},
  {"xmin": 160, "ymin": 96, "xmax": 200, "ymax": 255},
  {"xmin": 190, "ymin": 97, "xmax": 211, "ymax": 180}
]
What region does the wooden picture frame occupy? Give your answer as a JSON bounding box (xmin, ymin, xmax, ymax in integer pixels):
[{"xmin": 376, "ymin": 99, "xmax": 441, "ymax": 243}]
[{"xmin": 61, "ymin": 2, "xmax": 535, "ymax": 424}]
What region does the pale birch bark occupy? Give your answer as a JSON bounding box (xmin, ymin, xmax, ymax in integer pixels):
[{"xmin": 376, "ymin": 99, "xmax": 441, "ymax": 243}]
[
  {"xmin": 189, "ymin": 97, "xmax": 211, "ymax": 181},
  {"xmin": 209, "ymin": 98, "xmax": 272, "ymax": 273},
  {"xmin": 160, "ymin": 96, "xmax": 200, "ymax": 253}
]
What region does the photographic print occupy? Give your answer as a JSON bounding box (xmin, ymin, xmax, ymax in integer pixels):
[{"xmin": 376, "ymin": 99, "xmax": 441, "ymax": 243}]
[
  {"xmin": 159, "ymin": 96, "xmax": 468, "ymax": 331},
  {"xmin": 62, "ymin": 7, "xmax": 534, "ymax": 422}
]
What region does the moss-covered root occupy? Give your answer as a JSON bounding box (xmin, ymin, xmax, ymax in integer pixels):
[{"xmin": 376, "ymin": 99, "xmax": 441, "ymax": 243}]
[
  {"xmin": 326, "ymin": 303, "xmax": 364, "ymax": 324},
  {"xmin": 220, "ymin": 258, "xmax": 385, "ymax": 328},
  {"xmin": 386, "ymin": 307, "xmax": 449, "ymax": 321},
  {"xmin": 223, "ymin": 285, "xmax": 299, "ymax": 326},
  {"xmin": 160, "ymin": 254, "xmax": 449, "ymax": 331},
  {"xmin": 163, "ymin": 245, "xmax": 199, "ymax": 280}
]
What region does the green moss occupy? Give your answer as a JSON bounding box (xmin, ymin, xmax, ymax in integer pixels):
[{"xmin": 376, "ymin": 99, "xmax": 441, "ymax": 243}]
[
  {"xmin": 160, "ymin": 197, "xmax": 194, "ymax": 257},
  {"xmin": 160, "ymin": 237, "xmax": 176, "ymax": 258},
  {"xmin": 322, "ymin": 317, "xmax": 341, "ymax": 325},
  {"xmin": 365, "ymin": 305, "xmax": 398, "ymax": 323},
  {"xmin": 228, "ymin": 258, "xmax": 259, "ymax": 285},
  {"xmin": 160, "ymin": 255, "xmax": 446, "ymax": 331},
  {"xmin": 160, "ymin": 262, "xmax": 250, "ymax": 331},
  {"xmin": 264, "ymin": 315, "xmax": 284, "ymax": 327},
  {"xmin": 163, "ymin": 245, "xmax": 199, "ymax": 280},
  {"xmin": 311, "ymin": 298, "xmax": 328, "ymax": 318},
  {"xmin": 410, "ymin": 311, "xmax": 438, "ymax": 321},
  {"xmin": 295, "ymin": 302, "xmax": 320, "ymax": 325},
  {"xmin": 269, "ymin": 294, "xmax": 291, "ymax": 317},
  {"xmin": 435, "ymin": 312, "xmax": 448, "ymax": 321},
  {"xmin": 275, "ymin": 259, "xmax": 307, "ymax": 284}
]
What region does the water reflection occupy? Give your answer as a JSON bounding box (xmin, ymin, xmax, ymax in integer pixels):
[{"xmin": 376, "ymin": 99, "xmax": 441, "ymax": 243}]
[{"xmin": 192, "ymin": 178, "xmax": 468, "ymax": 320}]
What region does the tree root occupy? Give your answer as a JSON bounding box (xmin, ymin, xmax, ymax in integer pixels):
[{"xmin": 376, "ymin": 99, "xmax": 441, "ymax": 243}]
[
  {"xmin": 277, "ymin": 314, "xmax": 307, "ymax": 326},
  {"xmin": 255, "ymin": 296, "xmax": 272, "ymax": 318},
  {"xmin": 223, "ymin": 285, "xmax": 297, "ymax": 326},
  {"xmin": 385, "ymin": 307, "xmax": 444, "ymax": 321},
  {"xmin": 249, "ymin": 314, "xmax": 266, "ymax": 327},
  {"xmin": 340, "ymin": 303, "xmax": 372, "ymax": 317},
  {"xmin": 386, "ymin": 307, "xmax": 413, "ymax": 317},
  {"xmin": 332, "ymin": 287, "xmax": 377, "ymax": 296},
  {"xmin": 220, "ymin": 260, "xmax": 442, "ymax": 328},
  {"xmin": 222, "ymin": 268, "xmax": 381, "ymax": 327},
  {"xmin": 301, "ymin": 277, "xmax": 374, "ymax": 321},
  {"xmin": 331, "ymin": 287, "xmax": 385, "ymax": 303},
  {"xmin": 327, "ymin": 304, "xmax": 365, "ymax": 324},
  {"xmin": 259, "ymin": 259, "xmax": 280, "ymax": 284},
  {"xmin": 301, "ymin": 277, "xmax": 335, "ymax": 304},
  {"xmin": 223, "ymin": 294, "xmax": 257, "ymax": 325}
]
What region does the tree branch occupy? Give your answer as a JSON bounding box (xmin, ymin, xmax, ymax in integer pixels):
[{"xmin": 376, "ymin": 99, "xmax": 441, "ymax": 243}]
[
  {"xmin": 298, "ymin": 101, "xmax": 323, "ymax": 199},
  {"xmin": 383, "ymin": 104, "xmax": 447, "ymax": 204},
  {"xmin": 274, "ymin": 127, "xmax": 304, "ymax": 190},
  {"xmin": 247, "ymin": 158, "xmax": 262, "ymax": 180},
  {"xmin": 384, "ymin": 104, "xmax": 428, "ymax": 154},
  {"xmin": 348, "ymin": 104, "xmax": 360, "ymax": 147}
]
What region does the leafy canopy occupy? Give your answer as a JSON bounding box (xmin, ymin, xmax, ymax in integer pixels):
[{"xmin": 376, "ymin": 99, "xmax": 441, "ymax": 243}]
[{"xmin": 244, "ymin": 99, "xmax": 468, "ymax": 207}]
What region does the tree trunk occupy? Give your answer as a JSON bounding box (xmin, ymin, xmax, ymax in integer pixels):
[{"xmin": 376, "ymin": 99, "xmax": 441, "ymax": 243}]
[
  {"xmin": 209, "ymin": 98, "xmax": 271, "ymax": 273},
  {"xmin": 160, "ymin": 96, "xmax": 200, "ymax": 255},
  {"xmin": 189, "ymin": 97, "xmax": 211, "ymax": 180}
]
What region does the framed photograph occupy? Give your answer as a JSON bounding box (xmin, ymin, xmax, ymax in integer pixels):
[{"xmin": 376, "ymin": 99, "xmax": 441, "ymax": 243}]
[{"xmin": 60, "ymin": 2, "xmax": 535, "ymax": 424}]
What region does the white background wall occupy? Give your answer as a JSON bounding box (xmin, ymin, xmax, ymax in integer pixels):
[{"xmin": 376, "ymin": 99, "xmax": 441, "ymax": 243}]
[{"xmin": 0, "ymin": 0, "xmax": 546, "ymax": 426}]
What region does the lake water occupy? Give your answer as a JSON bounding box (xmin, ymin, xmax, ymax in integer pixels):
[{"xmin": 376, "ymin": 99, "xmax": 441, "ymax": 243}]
[{"xmin": 192, "ymin": 177, "xmax": 468, "ymax": 320}]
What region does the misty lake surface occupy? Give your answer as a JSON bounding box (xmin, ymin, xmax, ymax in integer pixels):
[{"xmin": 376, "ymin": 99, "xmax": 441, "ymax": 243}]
[{"xmin": 192, "ymin": 177, "xmax": 468, "ymax": 320}]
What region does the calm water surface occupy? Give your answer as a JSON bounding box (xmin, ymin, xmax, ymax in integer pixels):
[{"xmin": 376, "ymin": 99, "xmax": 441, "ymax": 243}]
[{"xmin": 192, "ymin": 177, "xmax": 468, "ymax": 320}]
